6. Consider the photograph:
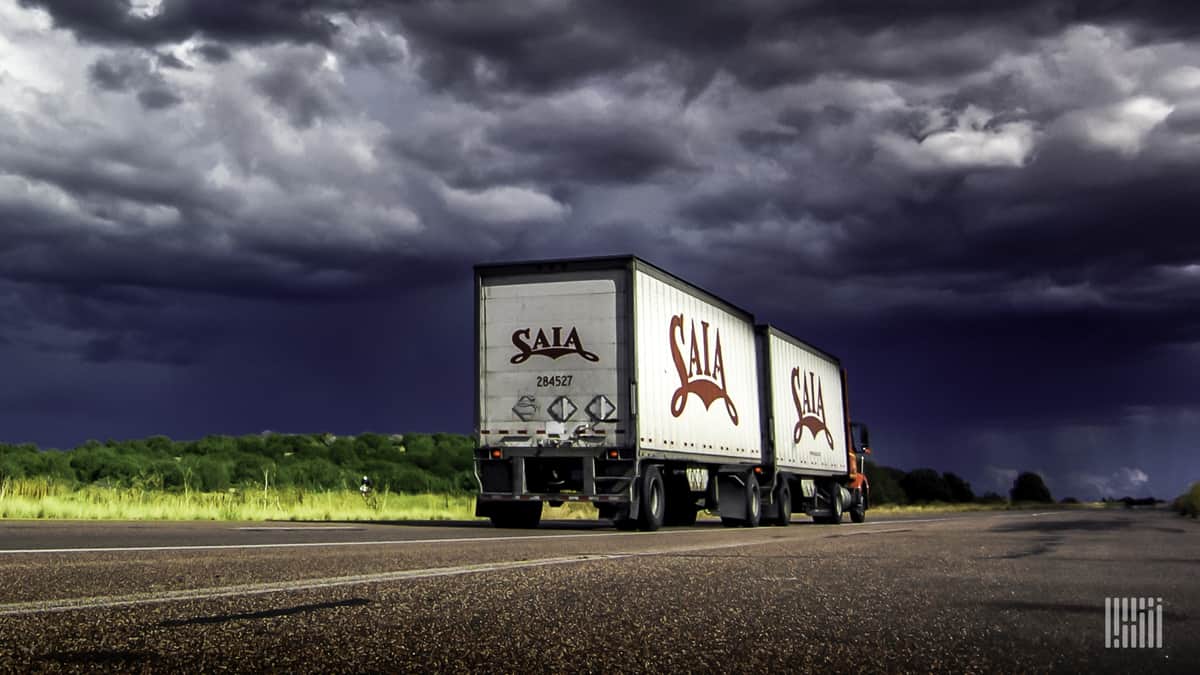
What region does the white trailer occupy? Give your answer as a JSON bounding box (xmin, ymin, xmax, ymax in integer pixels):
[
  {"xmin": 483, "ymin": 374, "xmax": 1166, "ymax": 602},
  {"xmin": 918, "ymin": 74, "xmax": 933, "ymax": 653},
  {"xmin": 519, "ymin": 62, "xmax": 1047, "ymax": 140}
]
[
  {"xmin": 756, "ymin": 326, "xmax": 869, "ymax": 526},
  {"xmin": 474, "ymin": 256, "xmax": 768, "ymax": 529}
]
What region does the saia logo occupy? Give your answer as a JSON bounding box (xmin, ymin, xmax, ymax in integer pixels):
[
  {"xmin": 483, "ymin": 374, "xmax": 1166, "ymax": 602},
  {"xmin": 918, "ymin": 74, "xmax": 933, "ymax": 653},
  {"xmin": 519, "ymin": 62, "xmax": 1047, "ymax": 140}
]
[
  {"xmin": 510, "ymin": 327, "xmax": 599, "ymax": 364},
  {"xmin": 669, "ymin": 314, "xmax": 738, "ymax": 425},
  {"xmin": 791, "ymin": 368, "xmax": 833, "ymax": 448}
]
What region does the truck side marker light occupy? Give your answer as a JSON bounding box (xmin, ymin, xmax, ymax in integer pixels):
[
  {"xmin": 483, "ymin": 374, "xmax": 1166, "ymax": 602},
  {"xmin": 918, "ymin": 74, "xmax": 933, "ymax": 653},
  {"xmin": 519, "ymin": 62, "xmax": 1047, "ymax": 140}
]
[
  {"xmin": 608, "ymin": 450, "xmax": 619, "ymax": 459},
  {"xmin": 490, "ymin": 450, "xmax": 502, "ymax": 459}
]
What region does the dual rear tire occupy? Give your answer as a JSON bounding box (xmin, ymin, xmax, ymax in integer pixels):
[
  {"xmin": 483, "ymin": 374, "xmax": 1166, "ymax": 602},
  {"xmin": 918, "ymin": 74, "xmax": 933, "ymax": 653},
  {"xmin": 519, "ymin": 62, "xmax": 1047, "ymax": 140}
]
[
  {"xmin": 814, "ymin": 482, "xmax": 844, "ymax": 525},
  {"xmin": 850, "ymin": 487, "xmax": 867, "ymax": 523},
  {"xmin": 615, "ymin": 465, "xmax": 667, "ymax": 531},
  {"xmin": 773, "ymin": 482, "xmax": 791, "ymax": 527}
]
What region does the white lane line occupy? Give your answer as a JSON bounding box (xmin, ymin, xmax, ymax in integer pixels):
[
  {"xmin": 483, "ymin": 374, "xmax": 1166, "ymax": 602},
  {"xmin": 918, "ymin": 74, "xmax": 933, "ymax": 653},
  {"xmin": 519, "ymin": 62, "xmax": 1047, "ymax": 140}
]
[
  {"xmin": 863, "ymin": 517, "xmax": 946, "ymax": 525},
  {"xmin": 234, "ymin": 527, "xmax": 366, "ymax": 531},
  {"xmin": 0, "ymin": 555, "xmax": 630, "ymax": 617},
  {"xmin": 832, "ymin": 528, "xmax": 913, "ymax": 537},
  {"xmin": 0, "ymin": 536, "xmax": 791, "ymax": 617}
]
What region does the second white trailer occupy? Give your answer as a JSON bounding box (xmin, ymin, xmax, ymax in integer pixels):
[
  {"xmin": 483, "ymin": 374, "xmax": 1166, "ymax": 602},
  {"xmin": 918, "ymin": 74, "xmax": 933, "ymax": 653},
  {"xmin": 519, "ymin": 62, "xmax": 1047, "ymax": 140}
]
[{"xmin": 756, "ymin": 325, "xmax": 868, "ymax": 525}]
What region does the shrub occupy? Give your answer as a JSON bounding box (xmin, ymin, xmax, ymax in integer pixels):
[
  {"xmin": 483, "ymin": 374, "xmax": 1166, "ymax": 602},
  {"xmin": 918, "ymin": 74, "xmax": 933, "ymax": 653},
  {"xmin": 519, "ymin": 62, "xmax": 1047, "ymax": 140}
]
[
  {"xmin": 942, "ymin": 472, "xmax": 975, "ymax": 503},
  {"xmin": 863, "ymin": 462, "xmax": 906, "ymax": 504},
  {"xmin": 1010, "ymin": 471, "xmax": 1053, "ymax": 503},
  {"xmin": 1174, "ymin": 482, "xmax": 1200, "ymax": 518},
  {"xmin": 188, "ymin": 456, "xmax": 232, "ymax": 492},
  {"xmin": 901, "ymin": 468, "xmax": 952, "ymax": 503}
]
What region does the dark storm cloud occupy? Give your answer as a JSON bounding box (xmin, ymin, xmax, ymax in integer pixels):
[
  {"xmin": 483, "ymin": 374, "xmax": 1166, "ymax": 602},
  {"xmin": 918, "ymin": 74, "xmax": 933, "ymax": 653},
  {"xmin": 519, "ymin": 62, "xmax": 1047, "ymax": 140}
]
[
  {"xmin": 88, "ymin": 52, "xmax": 183, "ymax": 108},
  {"xmin": 88, "ymin": 53, "xmax": 146, "ymax": 90},
  {"xmin": 0, "ymin": 280, "xmax": 208, "ymax": 368},
  {"xmin": 252, "ymin": 53, "xmax": 338, "ymax": 127},
  {"xmin": 485, "ymin": 116, "xmax": 696, "ymax": 185},
  {"xmin": 340, "ymin": 29, "xmax": 404, "ymax": 67},
  {"xmin": 156, "ymin": 50, "xmax": 189, "ymax": 69},
  {"xmin": 193, "ymin": 42, "xmax": 231, "ymax": 63},
  {"xmin": 21, "ymin": 1, "xmax": 1200, "ymax": 98},
  {"xmin": 1166, "ymin": 103, "xmax": 1200, "ymax": 134},
  {"xmin": 374, "ymin": 0, "xmax": 1200, "ymax": 100},
  {"xmin": 20, "ymin": 0, "xmax": 343, "ymax": 47},
  {"xmin": 398, "ymin": 6, "xmax": 634, "ymax": 96},
  {"xmin": 137, "ymin": 86, "xmax": 183, "ymax": 109}
]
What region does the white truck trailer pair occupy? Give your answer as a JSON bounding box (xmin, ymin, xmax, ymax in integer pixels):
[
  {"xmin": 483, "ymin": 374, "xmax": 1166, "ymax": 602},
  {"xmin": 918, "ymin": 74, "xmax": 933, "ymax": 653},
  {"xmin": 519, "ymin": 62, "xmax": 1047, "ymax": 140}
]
[{"xmin": 474, "ymin": 256, "xmax": 872, "ymax": 529}]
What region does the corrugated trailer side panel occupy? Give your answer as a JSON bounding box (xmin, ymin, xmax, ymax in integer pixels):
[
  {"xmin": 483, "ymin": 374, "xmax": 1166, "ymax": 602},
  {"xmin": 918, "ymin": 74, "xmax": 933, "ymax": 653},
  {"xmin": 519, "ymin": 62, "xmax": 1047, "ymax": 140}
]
[
  {"xmin": 765, "ymin": 328, "xmax": 849, "ymax": 475},
  {"xmin": 633, "ymin": 267, "xmax": 761, "ymax": 462},
  {"xmin": 478, "ymin": 269, "xmax": 630, "ymax": 449}
]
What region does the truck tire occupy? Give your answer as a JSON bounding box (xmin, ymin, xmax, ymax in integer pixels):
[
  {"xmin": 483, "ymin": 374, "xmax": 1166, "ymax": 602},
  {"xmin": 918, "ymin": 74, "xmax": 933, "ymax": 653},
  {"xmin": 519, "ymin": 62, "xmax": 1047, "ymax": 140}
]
[
  {"xmin": 489, "ymin": 501, "xmax": 542, "ymax": 529},
  {"xmin": 637, "ymin": 466, "xmax": 666, "ymax": 531},
  {"xmin": 828, "ymin": 483, "xmax": 843, "ymax": 525},
  {"xmin": 774, "ymin": 482, "xmax": 791, "ymax": 527},
  {"xmin": 743, "ymin": 472, "xmax": 761, "ymax": 527},
  {"xmin": 850, "ymin": 488, "xmax": 866, "ymax": 523}
]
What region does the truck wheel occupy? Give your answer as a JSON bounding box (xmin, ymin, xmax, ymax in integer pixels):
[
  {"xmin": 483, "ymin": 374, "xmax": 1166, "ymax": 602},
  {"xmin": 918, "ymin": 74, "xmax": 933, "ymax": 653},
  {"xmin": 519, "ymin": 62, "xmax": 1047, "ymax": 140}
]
[
  {"xmin": 774, "ymin": 482, "xmax": 791, "ymax": 527},
  {"xmin": 743, "ymin": 472, "xmax": 761, "ymax": 528},
  {"xmin": 489, "ymin": 502, "xmax": 542, "ymax": 529},
  {"xmin": 850, "ymin": 488, "xmax": 866, "ymax": 523},
  {"xmin": 828, "ymin": 483, "xmax": 843, "ymax": 525},
  {"xmin": 637, "ymin": 466, "xmax": 665, "ymax": 531}
]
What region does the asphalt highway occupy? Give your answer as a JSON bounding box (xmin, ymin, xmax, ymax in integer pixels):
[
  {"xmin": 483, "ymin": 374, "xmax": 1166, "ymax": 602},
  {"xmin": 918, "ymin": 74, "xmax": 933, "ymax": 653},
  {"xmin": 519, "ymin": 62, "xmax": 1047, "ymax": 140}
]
[{"xmin": 0, "ymin": 509, "xmax": 1196, "ymax": 673}]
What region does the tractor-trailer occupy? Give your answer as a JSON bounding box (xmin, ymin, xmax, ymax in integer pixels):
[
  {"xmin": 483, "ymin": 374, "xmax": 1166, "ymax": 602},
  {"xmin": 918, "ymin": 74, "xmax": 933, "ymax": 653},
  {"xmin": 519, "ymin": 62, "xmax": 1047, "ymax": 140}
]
[{"xmin": 473, "ymin": 255, "xmax": 872, "ymax": 530}]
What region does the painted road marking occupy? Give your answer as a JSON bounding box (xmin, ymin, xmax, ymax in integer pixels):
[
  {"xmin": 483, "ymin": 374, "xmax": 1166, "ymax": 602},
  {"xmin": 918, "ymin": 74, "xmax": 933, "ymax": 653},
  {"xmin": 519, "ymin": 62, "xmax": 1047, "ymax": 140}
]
[
  {"xmin": 235, "ymin": 527, "xmax": 366, "ymax": 531},
  {"xmin": 831, "ymin": 527, "xmax": 913, "ymax": 537},
  {"xmin": 0, "ymin": 555, "xmax": 628, "ymax": 616},
  {"xmin": 0, "ymin": 537, "xmax": 789, "ymax": 617}
]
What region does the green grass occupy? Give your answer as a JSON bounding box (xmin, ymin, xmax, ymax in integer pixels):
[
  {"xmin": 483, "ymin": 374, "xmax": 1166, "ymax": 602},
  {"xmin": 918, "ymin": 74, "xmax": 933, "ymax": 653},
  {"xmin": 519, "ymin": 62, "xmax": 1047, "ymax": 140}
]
[
  {"xmin": 0, "ymin": 477, "xmax": 1114, "ymax": 523},
  {"xmin": 871, "ymin": 501, "xmax": 1107, "ymax": 514},
  {"xmin": 0, "ymin": 477, "xmax": 480, "ymax": 522}
]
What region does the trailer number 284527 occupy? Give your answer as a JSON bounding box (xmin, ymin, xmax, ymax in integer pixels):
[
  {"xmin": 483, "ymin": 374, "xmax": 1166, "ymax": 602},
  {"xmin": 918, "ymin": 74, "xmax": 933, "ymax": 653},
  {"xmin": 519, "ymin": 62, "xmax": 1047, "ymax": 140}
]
[{"xmin": 536, "ymin": 375, "xmax": 573, "ymax": 387}]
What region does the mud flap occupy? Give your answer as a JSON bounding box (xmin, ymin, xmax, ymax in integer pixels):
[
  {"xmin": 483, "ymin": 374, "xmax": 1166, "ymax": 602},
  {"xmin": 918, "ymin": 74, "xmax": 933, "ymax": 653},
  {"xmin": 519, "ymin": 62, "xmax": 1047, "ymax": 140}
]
[{"xmin": 716, "ymin": 472, "xmax": 748, "ymax": 521}]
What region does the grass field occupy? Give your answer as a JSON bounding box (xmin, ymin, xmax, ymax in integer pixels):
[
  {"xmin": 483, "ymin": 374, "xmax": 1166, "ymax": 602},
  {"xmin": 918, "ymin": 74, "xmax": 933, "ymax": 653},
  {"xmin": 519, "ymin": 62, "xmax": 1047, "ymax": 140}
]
[
  {"xmin": 0, "ymin": 478, "xmax": 479, "ymax": 522},
  {"xmin": 1, "ymin": 477, "xmax": 1116, "ymax": 522}
]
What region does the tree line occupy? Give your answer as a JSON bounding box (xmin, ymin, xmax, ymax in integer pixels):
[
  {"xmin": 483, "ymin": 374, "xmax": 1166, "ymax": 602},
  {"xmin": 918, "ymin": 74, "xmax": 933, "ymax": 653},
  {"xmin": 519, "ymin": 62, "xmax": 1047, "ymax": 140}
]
[
  {"xmin": 1, "ymin": 431, "xmax": 1060, "ymax": 503},
  {"xmin": 864, "ymin": 463, "xmax": 1055, "ymax": 504},
  {"xmin": 0, "ymin": 433, "xmax": 476, "ymax": 494}
]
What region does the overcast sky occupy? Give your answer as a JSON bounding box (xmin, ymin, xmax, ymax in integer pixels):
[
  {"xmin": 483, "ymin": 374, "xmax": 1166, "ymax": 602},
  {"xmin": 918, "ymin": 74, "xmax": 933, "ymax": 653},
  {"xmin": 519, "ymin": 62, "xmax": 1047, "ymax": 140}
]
[{"xmin": 2, "ymin": 0, "xmax": 1198, "ymax": 499}]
